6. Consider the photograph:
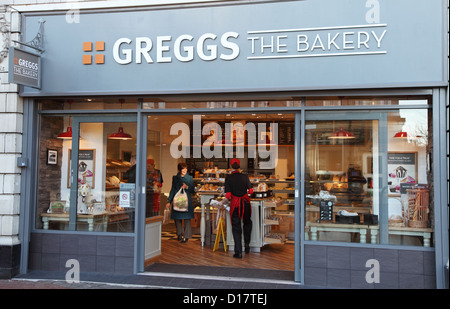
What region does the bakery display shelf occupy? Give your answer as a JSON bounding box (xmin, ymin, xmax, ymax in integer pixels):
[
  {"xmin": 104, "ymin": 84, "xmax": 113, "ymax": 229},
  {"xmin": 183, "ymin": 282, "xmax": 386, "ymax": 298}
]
[
  {"xmin": 271, "ymin": 189, "xmax": 295, "ymax": 193},
  {"xmin": 264, "ymin": 232, "xmax": 287, "ymax": 244},
  {"xmin": 259, "ymin": 179, "xmax": 295, "ymax": 183},
  {"xmin": 264, "ymin": 218, "xmax": 281, "ymax": 225}
]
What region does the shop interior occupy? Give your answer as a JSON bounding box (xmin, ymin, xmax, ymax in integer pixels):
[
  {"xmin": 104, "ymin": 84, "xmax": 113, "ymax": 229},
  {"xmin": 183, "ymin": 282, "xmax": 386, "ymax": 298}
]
[{"xmin": 145, "ymin": 113, "xmax": 297, "ymax": 271}]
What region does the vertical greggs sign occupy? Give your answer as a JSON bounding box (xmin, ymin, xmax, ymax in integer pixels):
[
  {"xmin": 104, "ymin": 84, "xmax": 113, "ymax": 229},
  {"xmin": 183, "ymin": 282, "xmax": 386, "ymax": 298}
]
[
  {"xmin": 9, "ymin": 47, "xmax": 41, "ymax": 89},
  {"xmin": 19, "ymin": 0, "xmax": 446, "ymax": 96}
]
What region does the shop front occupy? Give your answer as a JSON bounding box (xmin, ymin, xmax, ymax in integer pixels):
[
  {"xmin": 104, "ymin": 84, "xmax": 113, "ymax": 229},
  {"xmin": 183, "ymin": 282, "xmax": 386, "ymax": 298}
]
[{"xmin": 13, "ymin": 0, "xmax": 448, "ymax": 288}]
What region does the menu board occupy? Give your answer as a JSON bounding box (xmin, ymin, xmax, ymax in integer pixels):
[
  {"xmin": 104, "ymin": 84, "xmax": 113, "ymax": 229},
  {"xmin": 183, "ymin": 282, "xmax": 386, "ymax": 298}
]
[{"xmin": 278, "ymin": 122, "xmax": 295, "ymax": 145}]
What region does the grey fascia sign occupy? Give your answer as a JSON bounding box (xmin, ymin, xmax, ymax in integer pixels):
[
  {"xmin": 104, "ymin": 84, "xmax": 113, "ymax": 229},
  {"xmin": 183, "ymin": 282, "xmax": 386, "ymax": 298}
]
[{"xmin": 8, "ymin": 47, "xmax": 41, "ymax": 89}]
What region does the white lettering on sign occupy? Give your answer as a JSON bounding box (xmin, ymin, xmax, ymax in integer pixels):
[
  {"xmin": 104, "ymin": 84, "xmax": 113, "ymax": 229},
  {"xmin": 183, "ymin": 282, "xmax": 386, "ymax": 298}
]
[
  {"xmin": 18, "ymin": 59, "xmax": 39, "ymax": 70},
  {"xmin": 112, "ymin": 32, "xmax": 239, "ymax": 64},
  {"xmin": 108, "ymin": 24, "xmax": 386, "ymax": 65},
  {"xmin": 247, "ymin": 24, "xmax": 387, "ymax": 60}
]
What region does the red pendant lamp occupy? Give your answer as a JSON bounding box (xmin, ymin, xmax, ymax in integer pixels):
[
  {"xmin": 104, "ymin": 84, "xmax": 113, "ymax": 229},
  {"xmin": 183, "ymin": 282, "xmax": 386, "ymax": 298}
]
[
  {"xmin": 108, "ymin": 127, "xmax": 133, "ymax": 140},
  {"xmin": 328, "ymin": 127, "xmax": 355, "ymax": 139},
  {"xmin": 393, "ymin": 131, "xmax": 408, "ymax": 138},
  {"xmin": 57, "ymin": 100, "xmax": 77, "ymax": 140},
  {"xmin": 57, "ymin": 126, "xmax": 73, "ymax": 139},
  {"xmin": 108, "ymin": 99, "xmax": 133, "ymax": 140}
]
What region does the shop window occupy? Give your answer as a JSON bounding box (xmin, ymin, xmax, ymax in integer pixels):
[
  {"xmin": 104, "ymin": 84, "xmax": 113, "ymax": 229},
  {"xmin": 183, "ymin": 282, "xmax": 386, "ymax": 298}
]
[
  {"xmin": 36, "ymin": 115, "xmax": 66, "ymax": 230},
  {"xmin": 305, "ymin": 119, "xmax": 377, "ymax": 244},
  {"xmin": 36, "ymin": 116, "xmax": 137, "ymax": 233},
  {"xmin": 304, "ymin": 107, "xmax": 434, "ymax": 247},
  {"xmin": 385, "ymin": 109, "xmax": 433, "ymax": 247}
]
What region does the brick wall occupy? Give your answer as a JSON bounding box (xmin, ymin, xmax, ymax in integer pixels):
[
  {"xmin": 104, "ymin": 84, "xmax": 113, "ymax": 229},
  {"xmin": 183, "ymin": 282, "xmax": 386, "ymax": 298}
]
[{"xmin": 36, "ymin": 116, "xmax": 63, "ymax": 229}]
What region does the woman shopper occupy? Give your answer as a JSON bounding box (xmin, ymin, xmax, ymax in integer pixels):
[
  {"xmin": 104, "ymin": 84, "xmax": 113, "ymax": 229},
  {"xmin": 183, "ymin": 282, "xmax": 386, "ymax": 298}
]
[
  {"xmin": 224, "ymin": 158, "xmax": 253, "ymax": 258},
  {"xmin": 166, "ymin": 163, "xmax": 195, "ymax": 243}
]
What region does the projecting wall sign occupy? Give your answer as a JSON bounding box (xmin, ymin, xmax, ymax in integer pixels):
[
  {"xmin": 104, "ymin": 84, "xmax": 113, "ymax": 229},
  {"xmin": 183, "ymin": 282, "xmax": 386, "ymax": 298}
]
[{"xmin": 9, "ymin": 47, "xmax": 41, "ymax": 89}]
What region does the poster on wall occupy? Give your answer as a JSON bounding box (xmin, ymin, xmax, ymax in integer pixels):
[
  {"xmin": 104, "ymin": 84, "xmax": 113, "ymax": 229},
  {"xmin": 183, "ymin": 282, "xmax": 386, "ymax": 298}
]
[
  {"xmin": 67, "ymin": 149, "xmax": 96, "ymax": 188},
  {"xmin": 387, "ymin": 152, "xmax": 417, "ymax": 194}
]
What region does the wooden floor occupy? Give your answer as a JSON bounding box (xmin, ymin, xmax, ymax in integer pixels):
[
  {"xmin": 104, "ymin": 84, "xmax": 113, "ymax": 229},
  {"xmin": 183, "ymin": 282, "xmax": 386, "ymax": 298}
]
[{"xmin": 151, "ymin": 227, "xmax": 295, "ymax": 271}]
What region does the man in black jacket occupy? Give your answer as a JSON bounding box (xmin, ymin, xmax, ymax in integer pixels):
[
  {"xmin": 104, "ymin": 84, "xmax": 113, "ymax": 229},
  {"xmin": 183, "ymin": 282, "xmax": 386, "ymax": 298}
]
[{"xmin": 224, "ymin": 158, "xmax": 253, "ymax": 258}]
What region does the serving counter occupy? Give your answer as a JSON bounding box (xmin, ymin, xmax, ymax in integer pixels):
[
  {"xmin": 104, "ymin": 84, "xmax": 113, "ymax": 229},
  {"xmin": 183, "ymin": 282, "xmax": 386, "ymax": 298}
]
[{"xmin": 225, "ymin": 197, "xmax": 281, "ymax": 252}]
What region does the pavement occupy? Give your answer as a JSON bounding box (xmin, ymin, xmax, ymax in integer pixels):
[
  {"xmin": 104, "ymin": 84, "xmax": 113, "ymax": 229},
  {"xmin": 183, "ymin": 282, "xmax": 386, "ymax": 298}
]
[
  {"xmin": 0, "ymin": 268, "xmax": 319, "ymax": 307},
  {"xmin": 1, "ymin": 272, "xmax": 327, "ymax": 308},
  {"xmin": 0, "ymin": 268, "xmax": 310, "ymax": 290}
]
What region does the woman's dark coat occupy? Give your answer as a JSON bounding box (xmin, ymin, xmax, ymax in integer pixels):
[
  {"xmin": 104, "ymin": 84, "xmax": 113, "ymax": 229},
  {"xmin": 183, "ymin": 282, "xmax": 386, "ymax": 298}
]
[{"xmin": 168, "ymin": 172, "xmax": 195, "ymax": 220}]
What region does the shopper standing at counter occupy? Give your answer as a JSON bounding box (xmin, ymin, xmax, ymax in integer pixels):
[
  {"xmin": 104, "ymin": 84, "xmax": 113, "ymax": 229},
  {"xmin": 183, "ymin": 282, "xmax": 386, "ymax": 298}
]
[
  {"xmin": 224, "ymin": 158, "xmax": 254, "ymax": 258},
  {"xmin": 165, "ymin": 163, "xmax": 195, "ymax": 243},
  {"xmin": 146, "ymin": 159, "xmax": 163, "ymax": 217}
]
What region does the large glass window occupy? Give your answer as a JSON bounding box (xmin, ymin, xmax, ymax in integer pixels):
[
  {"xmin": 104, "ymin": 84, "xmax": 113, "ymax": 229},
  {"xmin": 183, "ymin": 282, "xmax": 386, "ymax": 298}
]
[
  {"xmin": 385, "ymin": 109, "xmax": 432, "ymax": 246},
  {"xmin": 304, "ymin": 107, "xmax": 433, "ymax": 247},
  {"xmin": 36, "ymin": 116, "xmax": 137, "ymax": 233},
  {"xmin": 305, "ymin": 119, "xmax": 378, "ymax": 243}
]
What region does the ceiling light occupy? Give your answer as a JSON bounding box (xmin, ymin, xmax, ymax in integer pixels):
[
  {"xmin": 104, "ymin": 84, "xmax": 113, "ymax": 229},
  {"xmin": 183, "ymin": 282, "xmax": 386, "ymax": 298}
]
[
  {"xmin": 393, "ymin": 131, "xmax": 408, "ymax": 138},
  {"xmin": 108, "ymin": 127, "xmax": 133, "ymax": 140},
  {"xmin": 328, "ymin": 127, "xmax": 355, "ymax": 139},
  {"xmin": 57, "ymin": 126, "xmax": 73, "ymax": 139}
]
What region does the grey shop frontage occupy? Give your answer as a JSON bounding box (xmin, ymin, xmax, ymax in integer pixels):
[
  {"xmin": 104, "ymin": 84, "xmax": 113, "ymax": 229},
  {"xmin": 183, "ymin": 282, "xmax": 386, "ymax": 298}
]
[{"xmin": 15, "ymin": 0, "xmax": 448, "ymax": 288}]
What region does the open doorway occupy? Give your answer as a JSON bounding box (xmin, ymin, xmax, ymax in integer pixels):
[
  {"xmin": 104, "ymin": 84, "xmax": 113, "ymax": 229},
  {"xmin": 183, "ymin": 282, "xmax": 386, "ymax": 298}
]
[{"xmin": 144, "ymin": 113, "xmax": 296, "ymax": 278}]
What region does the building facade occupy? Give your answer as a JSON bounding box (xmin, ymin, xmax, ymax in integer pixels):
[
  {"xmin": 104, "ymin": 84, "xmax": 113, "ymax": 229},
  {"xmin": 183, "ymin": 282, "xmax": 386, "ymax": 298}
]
[{"xmin": 0, "ymin": 0, "xmax": 448, "ymax": 289}]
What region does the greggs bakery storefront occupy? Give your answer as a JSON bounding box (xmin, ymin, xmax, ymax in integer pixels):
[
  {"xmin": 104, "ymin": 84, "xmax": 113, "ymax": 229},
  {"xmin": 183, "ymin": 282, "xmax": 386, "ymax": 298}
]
[{"xmin": 15, "ymin": 0, "xmax": 448, "ymax": 288}]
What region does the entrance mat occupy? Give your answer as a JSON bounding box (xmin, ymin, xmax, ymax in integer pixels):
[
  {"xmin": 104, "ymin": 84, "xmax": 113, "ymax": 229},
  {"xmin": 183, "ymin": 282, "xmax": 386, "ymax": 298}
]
[{"xmin": 144, "ymin": 263, "xmax": 295, "ymax": 281}]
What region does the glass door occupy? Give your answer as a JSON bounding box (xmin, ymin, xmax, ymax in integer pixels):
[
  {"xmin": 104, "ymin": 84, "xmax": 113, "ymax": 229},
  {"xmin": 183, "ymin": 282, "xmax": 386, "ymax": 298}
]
[{"xmin": 68, "ymin": 116, "xmax": 138, "ymax": 232}]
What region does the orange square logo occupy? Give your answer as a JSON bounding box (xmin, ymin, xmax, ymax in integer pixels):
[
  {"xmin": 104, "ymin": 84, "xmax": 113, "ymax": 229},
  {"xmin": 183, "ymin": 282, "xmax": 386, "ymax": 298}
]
[
  {"xmin": 95, "ymin": 54, "xmax": 105, "ymax": 64},
  {"xmin": 83, "ymin": 41, "xmax": 105, "ymax": 65},
  {"xmin": 83, "ymin": 42, "xmax": 92, "ymax": 52},
  {"xmin": 83, "ymin": 55, "xmax": 92, "ymax": 65},
  {"xmin": 95, "ymin": 41, "xmax": 105, "ymax": 51}
]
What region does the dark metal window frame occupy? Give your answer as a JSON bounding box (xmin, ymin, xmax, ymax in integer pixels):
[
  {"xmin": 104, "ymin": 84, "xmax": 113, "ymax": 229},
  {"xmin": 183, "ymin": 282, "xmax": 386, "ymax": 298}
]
[{"xmin": 20, "ymin": 90, "xmax": 446, "ymax": 287}]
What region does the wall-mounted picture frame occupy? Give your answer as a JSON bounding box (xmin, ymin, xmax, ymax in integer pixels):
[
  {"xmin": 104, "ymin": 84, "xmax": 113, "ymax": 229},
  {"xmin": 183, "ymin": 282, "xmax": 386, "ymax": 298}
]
[
  {"xmin": 67, "ymin": 149, "xmax": 96, "ymax": 188},
  {"xmin": 47, "ymin": 149, "xmax": 58, "ymax": 165}
]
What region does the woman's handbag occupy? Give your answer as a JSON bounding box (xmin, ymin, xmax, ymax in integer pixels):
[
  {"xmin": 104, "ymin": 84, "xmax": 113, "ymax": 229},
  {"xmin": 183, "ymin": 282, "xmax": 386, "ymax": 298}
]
[{"xmin": 172, "ymin": 188, "xmax": 189, "ymax": 212}]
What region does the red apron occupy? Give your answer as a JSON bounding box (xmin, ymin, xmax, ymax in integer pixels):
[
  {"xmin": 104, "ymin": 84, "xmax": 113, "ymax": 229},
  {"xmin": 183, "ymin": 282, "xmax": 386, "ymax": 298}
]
[
  {"xmin": 229, "ymin": 194, "xmax": 251, "ymax": 219},
  {"xmin": 226, "ymin": 171, "xmax": 253, "ymax": 219}
]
